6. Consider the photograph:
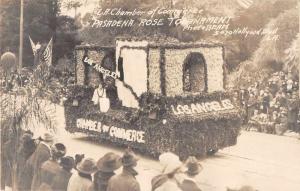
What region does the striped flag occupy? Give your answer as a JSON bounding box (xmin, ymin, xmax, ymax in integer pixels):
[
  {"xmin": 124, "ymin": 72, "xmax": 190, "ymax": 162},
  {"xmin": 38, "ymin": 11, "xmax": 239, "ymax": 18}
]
[
  {"xmin": 237, "ymin": 0, "xmax": 254, "ymax": 9},
  {"xmin": 42, "ymin": 37, "xmax": 53, "ymax": 66}
]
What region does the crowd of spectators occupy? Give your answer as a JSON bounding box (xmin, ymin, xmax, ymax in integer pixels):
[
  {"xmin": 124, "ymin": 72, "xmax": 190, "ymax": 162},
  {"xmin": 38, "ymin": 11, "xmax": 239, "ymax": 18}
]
[
  {"xmin": 235, "ymin": 71, "xmax": 300, "ymax": 135},
  {"xmin": 3, "ymin": 130, "xmax": 234, "ymax": 191}
]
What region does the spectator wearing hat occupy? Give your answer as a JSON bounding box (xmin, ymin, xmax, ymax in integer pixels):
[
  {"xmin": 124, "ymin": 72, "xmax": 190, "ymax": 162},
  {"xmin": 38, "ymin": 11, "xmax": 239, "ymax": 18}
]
[
  {"xmin": 151, "ymin": 152, "xmax": 183, "ymax": 191},
  {"xmin": 67, "ymin": 158, "xmax": 98, "ymax": 191},
  {"xmin": 75, "ymin": 154, "xmax": 85, "ymax": 170},
  {"xmin": 287, "ymin": 92, "xmax": 299, "ymax": 131},
  {"xmin": 286, "ymin": 79, "xmax": 294, "ymax": 93},
  {"xmin": 239, "ymin": 88, "xmax": 250, "ymax": 124},
  {"xmin": 282, "ymin": 80, "xmax": 287, "ymax": 93},
  {"xmin": 51, "ymin": 156, "xmax": 75, "ymax": 191},
  {"xmin": 94, "ymin": 152, "xmax": 122, "ymax": 191},
  {"xmin": 274, "ymin": 91, "xmax": 284, "ymax": 107},
  {"xmin": 262, "ymin": 92, "xmax": 271, "ymax": 114},
  {"xmin": 28, "ymin": 132, "xmax": 54, "ymax": 190},
  {"xmin": 269, "ymin": 80, "xmax": 279, "ymax": 97},
  {"xmin": 247, "ymin": 93, "xmax": 258, "ymax": 121},
  {"xmin": 107, "ymin": 149, "xmax": 140, "ymax": 191},
  {"xmin": 37, "ymin": 143, "xmax": 66, "ymax": 191},
  {"xmin": 293, "ymin": 81, "xmax": 299, "ymax": 92},
  {"xmin": 270, "ymin": 111, "xmax": 280, "ymax": 133},
  {"xmin": 275, "ymin": 108, "xmax": 288, "ymax": 135},
  {"xmin": 227, "ymin": 185, "xmax": 257, "ymax": 191},
  {"xmin": 17, "ymin": 132, "xmax": 37, "ymax": 191},
  {"xmin": 1, "ymin": 130, "xmax": 19, "ymax": 188},
  {"xmin": 180, "ymin": 156, "xmax": 202, "ymax": 191}
]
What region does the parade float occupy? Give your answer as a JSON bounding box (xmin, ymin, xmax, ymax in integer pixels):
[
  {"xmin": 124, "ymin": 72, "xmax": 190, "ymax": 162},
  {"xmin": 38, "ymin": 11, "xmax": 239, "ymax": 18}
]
[{"xmin": 64, "ymin": 37, "xmax": 242, "ymax": 159}]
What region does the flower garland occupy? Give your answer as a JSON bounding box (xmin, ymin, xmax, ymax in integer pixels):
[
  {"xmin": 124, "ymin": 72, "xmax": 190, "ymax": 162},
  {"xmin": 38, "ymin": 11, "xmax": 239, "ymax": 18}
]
[
  {"xmin": 159, "ymin": 48, "xmax": 166, "ymax": 95},
  {"xmin": 64, "ymin": 86, "xmax": 241, "ymax": 159}
]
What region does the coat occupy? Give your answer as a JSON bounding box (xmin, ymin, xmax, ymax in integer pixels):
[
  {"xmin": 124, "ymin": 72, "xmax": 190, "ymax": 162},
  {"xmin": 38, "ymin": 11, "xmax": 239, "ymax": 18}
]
[
  {"xmin": 94, "ymin": 171, "xmax": 115, "ymax": 191},
  {"xmin": 1, "ymin": 139, "xmax": 17, "ymax": 187},
  {"xmin": 288, "ymin": 99, "xmax": 299, "ymax": 123},
  {"xmin": 17, "ymin": 140, "xmax": 37, "ymax": 191},
  {"xmin": 67, "ymin": 173, "xmax": 94, "ymax": 191},
  {"xmin": 37, "ymin": 160, "xmax": 61, "ymax": 191},
  {"xmin": 154, "ymin": 179, "xmax": 182, "ymax": 191},
  {"xmin": 151, "ymin": 174, "xmax": 168, "ymax": 191},
  {"xmin": 180, "ymin": 178, "xmax": 202, "ymax": 191},
  {"xmin": 51, "ymin": 169, "xmax": 72, "ymax": 191},
  {"xmin": 28, "ymin": 142, "xmax": 51, "ymax": 190},
  {"xmin": 107, "ymin": 168, "xmax": 140, "ymax": 191}
]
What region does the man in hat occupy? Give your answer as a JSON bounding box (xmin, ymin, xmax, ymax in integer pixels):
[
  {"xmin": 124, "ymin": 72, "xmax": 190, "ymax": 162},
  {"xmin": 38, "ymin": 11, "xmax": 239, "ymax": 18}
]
[
  {"xmin": 1, "ymin": 129, "xmax": 19, "ymax": 189},
  {"xmin": 94, "ymin": 152, "xmax": 122, "ymax": 191},
  {"xmin": 262, "ymin": 91, "xmax": 271, "ymax": 114},
  {"xmin": 287, "ymin": 92, "xmax": 299, "ymax": 131},
  {"xmin": 107, "ymin": 149, "xmax": 140, "ymax": 191},
  {"xmin": 17, "ymin": 132, "xmax": 37, "ymax": 191},
  {"xmin": 28, "ymin": 132, "xmax": 54, "ymax": 190},
  {"xmin": 275, "ymin": 107, "xmax": 288, "ymax": 135},
  {"xmin": 151, "ymin": 152, "xmax": 183, "ymax": 191},
  {"xmin": 51, "ymin": 156, "xmax": 75, "ymax": 191},
  {"xmin": 180, "ymin": 156, "xmax": 202, "ymax": 191},
  {"xmin": 37, "ymin": 143, "xmax": 66, "ymax": 191},
  {"xmin": 67, "ymin": 158, "xmax": 98, "ymax": 191}
]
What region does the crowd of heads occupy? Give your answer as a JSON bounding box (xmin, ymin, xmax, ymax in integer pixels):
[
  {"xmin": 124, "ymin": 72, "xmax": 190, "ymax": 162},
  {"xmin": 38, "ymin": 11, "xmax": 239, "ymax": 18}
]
[
  {"xmin": 4, "ymin": 130, "xmax": 242, "ymax": 191},
  {"xmin": 235, "ymin": 71, "xmax": 300, "ymax": 134}
]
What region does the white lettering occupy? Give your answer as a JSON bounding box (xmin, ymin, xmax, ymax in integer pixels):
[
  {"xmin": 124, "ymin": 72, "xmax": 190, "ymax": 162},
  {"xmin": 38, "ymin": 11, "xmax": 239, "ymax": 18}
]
[
  {"xmin": 171, "ymin": 99, "xmax": 235, "ymax": 115},
  {"xmin": 83, "ymin": 56, "xmax": 120, "ymax": 79},
  {"xmin": 76, "ymin": 119, "xmax": 145, "ymax": 143}
]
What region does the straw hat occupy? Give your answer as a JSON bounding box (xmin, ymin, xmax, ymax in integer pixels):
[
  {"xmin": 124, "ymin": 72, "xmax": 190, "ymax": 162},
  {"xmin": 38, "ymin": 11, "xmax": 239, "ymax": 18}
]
[
  {"xmin": 159, "ymin": 152, "xmax": 182, "ymax": 174},
  {"xmin": 41, "ymin": 133, "xmax": 54, "ymax": 142},
  {"xmin": 121, "ymin": 149, "xmax": 139, "ymax": 167},
  {"xmin": 77, "ymin": 158, "xmax": 98, "ymax": 174},
  {"xmin": 97, "ymin": 152, "xmax": 122, "ymax": 172},
  {"xmin": 185, "ymin": 156, "xmax": 203, "ymax": 176}
]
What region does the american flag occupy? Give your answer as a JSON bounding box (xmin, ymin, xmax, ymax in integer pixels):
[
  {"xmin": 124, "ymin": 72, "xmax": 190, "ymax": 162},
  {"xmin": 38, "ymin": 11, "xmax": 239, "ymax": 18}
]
[
  {"xmin": 42, "ymin": 37, "xmax": 53, "ymax": 66},
  {"xmin": 29, "ymin": 36, "xmax": 37, "ymax": 56},
  {"xmin": 237, "ymin": 0, "xmax": 254, "ymax": 9}
]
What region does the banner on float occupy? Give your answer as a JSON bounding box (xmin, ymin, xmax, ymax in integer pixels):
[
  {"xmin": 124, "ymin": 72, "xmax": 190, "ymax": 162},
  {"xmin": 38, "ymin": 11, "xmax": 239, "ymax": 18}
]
[
  {"xmin": 82, "ymin": 55, "xmax": 119, "ymax": 79},
  {"xmin": 170, "ymin": 99, "xmax": 236, "ymax": 116},
  {"xmin": 76, "ymin": 118, "xmax": 145, "ymax": 143}
]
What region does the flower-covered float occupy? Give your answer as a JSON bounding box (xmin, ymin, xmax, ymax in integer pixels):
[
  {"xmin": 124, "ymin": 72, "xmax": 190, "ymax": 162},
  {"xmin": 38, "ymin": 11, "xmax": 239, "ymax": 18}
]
[{"xmin": 64, "ymin": 37, "xmax": 242, "ymax": 159}]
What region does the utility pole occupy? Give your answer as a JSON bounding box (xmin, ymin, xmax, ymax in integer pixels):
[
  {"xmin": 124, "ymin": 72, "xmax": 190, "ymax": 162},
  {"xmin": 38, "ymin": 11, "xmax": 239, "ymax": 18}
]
[{"xmin": 19, "ymin": 0, "xmax": 24, "ymax": 73}]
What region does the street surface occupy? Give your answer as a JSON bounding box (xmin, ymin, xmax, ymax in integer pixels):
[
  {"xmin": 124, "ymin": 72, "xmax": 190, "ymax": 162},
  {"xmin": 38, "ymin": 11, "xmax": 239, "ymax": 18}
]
[{"xmin": 31, "ymin": 104, "xmax": 300, "ymax": 191}]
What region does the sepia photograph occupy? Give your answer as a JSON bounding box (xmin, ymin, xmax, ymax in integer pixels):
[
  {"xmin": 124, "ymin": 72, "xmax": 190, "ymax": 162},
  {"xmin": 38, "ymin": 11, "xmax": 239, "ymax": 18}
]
[{"xmin": 0, "ymin": 0, "xmax": 299, "ymax": 191}]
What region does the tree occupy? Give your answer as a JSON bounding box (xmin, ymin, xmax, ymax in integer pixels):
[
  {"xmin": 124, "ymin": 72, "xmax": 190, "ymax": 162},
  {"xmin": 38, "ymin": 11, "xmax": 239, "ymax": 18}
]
[
  {"xmin": 0, "ymin": 0, "xmax": 80, "ymax": 67},
  {"xmin": 0, "ymin": 55, "xmax": 57, "ymax": 190},
  {"xmin": 63, "ymin": 0, "xmax": 83, "ymax": 18},
  {"xmin": 223, "ymin": 0, "xmax": 297, "ymax": 72},
  {"xmin": 228, "ymin": 7, "xmax": 299, "ymax": 87},
  {"xmin": 284, "ymin": 33, "xmax": 300, "ymax": 74}
]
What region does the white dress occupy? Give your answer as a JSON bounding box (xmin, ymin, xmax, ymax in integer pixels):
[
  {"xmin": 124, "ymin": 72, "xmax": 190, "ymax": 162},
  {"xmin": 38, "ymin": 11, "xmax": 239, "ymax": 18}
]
[
  {"xmin": 92, "ymin": 87, "xmax": 106, "ymax": 105},
  {"xmin": 92, "ymin": 87, "xmax": 110, "ymax": 112}
]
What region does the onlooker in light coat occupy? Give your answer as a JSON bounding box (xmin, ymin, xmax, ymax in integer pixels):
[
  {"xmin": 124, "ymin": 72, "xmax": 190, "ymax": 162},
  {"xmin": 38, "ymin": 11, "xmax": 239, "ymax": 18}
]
[
  {"xmin": 107, "ymin": 149, "xmax": 140, "ymax": 191},
  {"xmin": 67, "ymin": 158, "xmax": 98, "ymax": 191}
]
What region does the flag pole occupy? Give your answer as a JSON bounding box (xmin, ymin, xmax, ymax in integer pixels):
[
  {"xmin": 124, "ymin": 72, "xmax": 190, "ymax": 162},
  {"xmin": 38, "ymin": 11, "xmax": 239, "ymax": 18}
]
[{"xmin": 19, "ymin": 0, "xmax": 24, "ymax": 73}]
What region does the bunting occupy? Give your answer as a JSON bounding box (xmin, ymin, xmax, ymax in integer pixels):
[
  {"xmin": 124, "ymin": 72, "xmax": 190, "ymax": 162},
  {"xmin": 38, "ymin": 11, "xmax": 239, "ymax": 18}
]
[{"xmin": 41, "ymin": 37, "xmax": 53, "ymax": 66}]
